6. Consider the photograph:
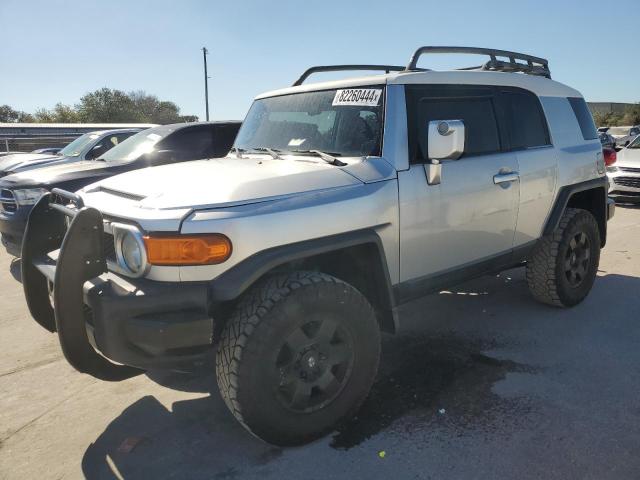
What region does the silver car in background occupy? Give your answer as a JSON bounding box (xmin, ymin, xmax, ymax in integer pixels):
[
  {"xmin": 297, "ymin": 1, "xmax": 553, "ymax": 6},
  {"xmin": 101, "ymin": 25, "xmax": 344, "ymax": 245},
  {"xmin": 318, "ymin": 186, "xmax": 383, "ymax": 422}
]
[
  {"xmin": 608, "ymin": 135, "xmax": 640, "ymax": 202},
  {"xmin": 608, "ymin": 125, "xmax": 640, "ymax": 148},
  {"xmin": 0, "ymin": 128, "xmax": 152, "ymax": 177}
]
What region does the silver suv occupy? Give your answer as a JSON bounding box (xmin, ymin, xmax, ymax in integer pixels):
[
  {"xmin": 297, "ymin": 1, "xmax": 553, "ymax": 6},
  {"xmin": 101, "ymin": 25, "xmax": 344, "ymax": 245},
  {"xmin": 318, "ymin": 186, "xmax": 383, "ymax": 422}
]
[{"xmin": 20, "ymin": 47, "xmax": 615, "ymax": 446}]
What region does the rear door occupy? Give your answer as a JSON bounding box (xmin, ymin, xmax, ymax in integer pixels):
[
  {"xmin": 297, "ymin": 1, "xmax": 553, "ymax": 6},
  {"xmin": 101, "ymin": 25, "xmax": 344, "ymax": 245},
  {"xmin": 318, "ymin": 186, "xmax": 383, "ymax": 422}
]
[{"xmin": 498, "ymin": 88, "xmax": 556, "ymax": 247}]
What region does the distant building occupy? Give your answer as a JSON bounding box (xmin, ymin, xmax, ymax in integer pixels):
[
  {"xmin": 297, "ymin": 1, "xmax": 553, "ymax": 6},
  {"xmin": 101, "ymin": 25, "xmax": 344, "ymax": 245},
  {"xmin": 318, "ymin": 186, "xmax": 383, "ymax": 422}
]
[
  {"xmin": 0, "ymin": 123, "xmax": 156, "ymax": 152},
  {"xmin": 587, "ymin": 102, "xmax": 633, "ymax": 116}
]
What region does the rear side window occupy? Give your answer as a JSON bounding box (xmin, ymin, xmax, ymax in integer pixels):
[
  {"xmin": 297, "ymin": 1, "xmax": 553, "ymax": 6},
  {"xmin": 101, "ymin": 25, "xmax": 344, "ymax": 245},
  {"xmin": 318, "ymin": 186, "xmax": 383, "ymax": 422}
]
[
  {"xmin": 212, "ymin": 123, "xmax": 241, "ymax": 156},
  {"xmin": 406, "ymin": 85, "xmax": 501, "ymax": 161},
  {"xmin": 568, "ymin": 97, "xmax": 598, "ymax": 140},
  {"xmin": 501, "ymin": 91, "xmax": 550, "ymax": 149},
  {"xmin": 161, "ymin": 127, "xmax": 215, "ymax": 160}
]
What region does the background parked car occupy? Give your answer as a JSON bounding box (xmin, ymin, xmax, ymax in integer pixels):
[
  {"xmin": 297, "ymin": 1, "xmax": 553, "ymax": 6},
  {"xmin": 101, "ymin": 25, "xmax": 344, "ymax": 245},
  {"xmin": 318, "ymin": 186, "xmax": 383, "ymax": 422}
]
[
  {"xmin": 0, "ymin": 128, "xmax": 150, "ymax": 177},
  {"xmin": 599, "ymin": 131, "xmax": 616, "ymax": 149},
  {"xmin": 608, "ymin": 125, "xmax": 640, "ymax": 148},
  {"xmin": 607, "ymin": 136, "xmax": 640, "ymax": 203},
  {"xmin": 31, "ymin": 147, "xmax": 62, "ymax": 155},
  {"xmin": 0, "ymin": 121, "xmax": 241, "ymax": 256},
  {"xmin": 0, "ymin": 151, "xmax": 27, "ymax": 158}
]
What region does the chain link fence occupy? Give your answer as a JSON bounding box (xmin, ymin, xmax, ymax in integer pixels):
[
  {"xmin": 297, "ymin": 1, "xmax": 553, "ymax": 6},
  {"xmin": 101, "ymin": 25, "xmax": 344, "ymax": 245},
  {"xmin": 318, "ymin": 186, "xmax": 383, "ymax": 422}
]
[{"xmin": 1, "ymin": 135, "xmax": 79, "ymax": 153}]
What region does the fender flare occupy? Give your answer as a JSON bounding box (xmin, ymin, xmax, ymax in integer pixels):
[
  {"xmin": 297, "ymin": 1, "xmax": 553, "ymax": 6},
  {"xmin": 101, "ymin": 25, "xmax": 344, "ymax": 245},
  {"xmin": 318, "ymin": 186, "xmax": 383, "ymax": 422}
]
[
  {"xmin": 208, "ymin": 228, "xmax": 399, "ymax": 333},
  {"xmin": 543, "ymin": 177, "xmax": 608, "ymax": 245}
]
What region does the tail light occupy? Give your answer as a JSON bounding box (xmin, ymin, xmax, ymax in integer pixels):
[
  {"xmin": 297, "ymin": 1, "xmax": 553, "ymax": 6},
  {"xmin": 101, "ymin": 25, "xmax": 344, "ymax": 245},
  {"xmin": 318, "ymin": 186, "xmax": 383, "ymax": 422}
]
[{"xmin": 603, "ymin": 147, "xmax": 617, "ymax": 166}]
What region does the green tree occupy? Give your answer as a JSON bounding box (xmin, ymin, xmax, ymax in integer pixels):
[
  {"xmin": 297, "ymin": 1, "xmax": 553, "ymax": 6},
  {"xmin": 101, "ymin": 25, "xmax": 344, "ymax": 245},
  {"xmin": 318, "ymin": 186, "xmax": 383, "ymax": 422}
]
[
  {"xmin": 32, "ymin": 103, "xmax": 80, "ymax": 123},
  {"xmin": 33, "ymin": 108, "xmax": 55, "ymax": 122},
  {"xmin": 4, "ymin": 89, "xmax": 197, "ymax": 124},
  {"xmin": 0, "ymin": 104, "xmax": 34, "ymax": 122},
  {"xmin": 76, "ymin": 88, "xmax": 140, "ymax": 123},
  {"xmin": 128, "ymin": 90, "xmax": 185, "ymax": 124},
  {"xmin": 52, "ymin": 103, "xmax": 80, "ymax": 123}
]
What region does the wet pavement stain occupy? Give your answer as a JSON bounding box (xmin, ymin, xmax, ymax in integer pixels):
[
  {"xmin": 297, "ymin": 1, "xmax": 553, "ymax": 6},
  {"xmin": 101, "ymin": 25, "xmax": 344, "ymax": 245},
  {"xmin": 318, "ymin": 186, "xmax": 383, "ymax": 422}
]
[{"xmin": 331, "ymin": 334, "xmax": 538, "ymax": 449}]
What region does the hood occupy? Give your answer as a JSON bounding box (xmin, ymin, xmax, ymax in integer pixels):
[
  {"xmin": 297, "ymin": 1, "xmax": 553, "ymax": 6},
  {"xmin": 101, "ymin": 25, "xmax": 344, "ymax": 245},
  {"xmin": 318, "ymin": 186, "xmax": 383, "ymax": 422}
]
[
  {"xmin": 0, "ymin": 160, "xmax": 109, "ymax": 188},
  {"xmin": 3, "ymin": 155, "xmax": 80, "ymax": 175},
  {"xmin": 83, "ymin": 156, "xmax": 363, "ymax": 210},
  {"xmin": 0, "ymin": 153, "xmax": 59, "ymax": 173},
  {"xmin": 616, "ymin": 147, "xmax": 640, "ymax": 168}
]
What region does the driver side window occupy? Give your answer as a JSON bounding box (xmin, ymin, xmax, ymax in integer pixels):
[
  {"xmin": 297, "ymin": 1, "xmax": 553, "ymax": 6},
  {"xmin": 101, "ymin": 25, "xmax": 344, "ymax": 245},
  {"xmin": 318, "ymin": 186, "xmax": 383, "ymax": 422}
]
[{"xmin": 406, "ymin": 85, "xmax": 502, "ymax": 163}]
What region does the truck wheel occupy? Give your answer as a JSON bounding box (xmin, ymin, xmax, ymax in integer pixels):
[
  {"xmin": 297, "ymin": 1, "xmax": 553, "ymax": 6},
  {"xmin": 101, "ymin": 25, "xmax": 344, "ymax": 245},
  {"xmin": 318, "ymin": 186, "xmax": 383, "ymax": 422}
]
[
  {"xmin": 526, "ymin": 208, "xmax": 600, "ymax": 307},
  {"xmin": 216, "ymin": 271, "xmax": 381, "ymax": 445}
]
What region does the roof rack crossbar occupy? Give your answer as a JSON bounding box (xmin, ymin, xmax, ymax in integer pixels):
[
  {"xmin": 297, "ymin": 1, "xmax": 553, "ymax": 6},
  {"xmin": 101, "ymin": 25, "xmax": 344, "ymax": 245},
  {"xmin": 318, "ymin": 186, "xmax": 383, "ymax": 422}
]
[
  {"xmin": 405, "ymin": 46, "xmax": 551, "ymax": 79},
  {"xmin": 292, "ymin": 65, "xmax": 405, "ymax": 86}
]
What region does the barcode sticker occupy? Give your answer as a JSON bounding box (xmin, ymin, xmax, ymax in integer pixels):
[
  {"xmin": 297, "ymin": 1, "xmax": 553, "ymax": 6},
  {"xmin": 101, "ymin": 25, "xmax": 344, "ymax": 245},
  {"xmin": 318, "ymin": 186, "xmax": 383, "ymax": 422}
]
[{"xmin": 332, "ymin": 89, "xmax": 382, "ymax": 107}]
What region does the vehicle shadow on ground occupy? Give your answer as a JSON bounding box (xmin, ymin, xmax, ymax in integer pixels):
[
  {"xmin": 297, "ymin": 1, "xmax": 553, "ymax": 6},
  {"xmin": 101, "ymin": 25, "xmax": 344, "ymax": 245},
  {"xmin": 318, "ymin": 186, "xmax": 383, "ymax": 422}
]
[
  {"xmin": 75, "ymin": 270, "xmax": 640, "ymax": 478},
  {"xmin": 81, "ymin": 333, "xmax": 534, "ymax": 479}
]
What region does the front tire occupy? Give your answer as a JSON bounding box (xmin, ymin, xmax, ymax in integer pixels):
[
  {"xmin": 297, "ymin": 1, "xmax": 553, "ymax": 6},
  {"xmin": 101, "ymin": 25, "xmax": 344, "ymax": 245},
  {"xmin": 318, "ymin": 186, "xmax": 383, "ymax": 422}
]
[
  {"xmin": 526, "ymin": 208, "xmax": 600, "ymax": 307},
  {"xmin": 216, "ymin": 271, "xmax": 381, "ymax": 446}
]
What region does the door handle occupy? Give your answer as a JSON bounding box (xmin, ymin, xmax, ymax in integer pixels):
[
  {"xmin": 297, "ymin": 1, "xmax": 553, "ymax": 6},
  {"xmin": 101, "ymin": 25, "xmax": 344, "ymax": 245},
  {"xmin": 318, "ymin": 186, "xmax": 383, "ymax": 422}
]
[{"xmin": 493, "ymin": 172, "xmax": 519, "ymax": 184}]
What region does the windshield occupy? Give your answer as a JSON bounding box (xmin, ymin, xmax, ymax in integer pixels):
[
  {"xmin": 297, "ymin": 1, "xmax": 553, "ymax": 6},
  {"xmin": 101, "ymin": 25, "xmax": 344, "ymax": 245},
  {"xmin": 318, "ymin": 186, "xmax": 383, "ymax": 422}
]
[
  {"xmin": 59, "ymin": 133, "xmax": 100, "ymax": 157},
  {"xmin": 629, "ymin": 136, "xmax": 640, "ymax": 149},
  {"xmin": 99, "ymin": 126, "xmax": 172, "ymax": 162},
  {"xmin": 234, "ymin": 87, "xmax": 385, "ymax": 157}
]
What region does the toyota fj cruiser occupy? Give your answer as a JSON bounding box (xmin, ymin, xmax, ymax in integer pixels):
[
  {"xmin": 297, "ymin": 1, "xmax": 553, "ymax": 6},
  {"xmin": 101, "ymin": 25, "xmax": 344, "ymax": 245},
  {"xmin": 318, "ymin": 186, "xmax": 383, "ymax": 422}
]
[{"xmin": 21, "ymin": 47, "xmax": 615, "ymax": 446}]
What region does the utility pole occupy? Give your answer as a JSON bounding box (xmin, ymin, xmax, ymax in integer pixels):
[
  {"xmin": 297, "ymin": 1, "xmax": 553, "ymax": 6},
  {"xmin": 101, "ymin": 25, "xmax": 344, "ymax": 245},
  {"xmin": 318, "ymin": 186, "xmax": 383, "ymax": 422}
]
[{"xmin": 202, "ymin": 47, "xmax": 210, "ymax": 121}]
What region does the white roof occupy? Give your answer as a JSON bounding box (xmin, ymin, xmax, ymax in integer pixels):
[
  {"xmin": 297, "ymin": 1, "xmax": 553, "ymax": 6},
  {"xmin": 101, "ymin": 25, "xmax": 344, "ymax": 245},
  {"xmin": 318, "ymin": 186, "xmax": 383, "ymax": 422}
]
[{"xmin": 256, "ymin": 70, "xmax": 582, "ymax": 100}]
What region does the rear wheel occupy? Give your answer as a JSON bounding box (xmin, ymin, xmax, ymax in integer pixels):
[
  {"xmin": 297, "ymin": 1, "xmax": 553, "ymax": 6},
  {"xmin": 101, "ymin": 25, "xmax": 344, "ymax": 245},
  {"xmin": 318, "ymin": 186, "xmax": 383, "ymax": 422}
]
[
  {"xmin": 526, "ymin": 208, "xmax": 600, "ymax": 307},
  {"xmin": 216, "ymin": 271, "xmax": 380, "ymax": 445}
]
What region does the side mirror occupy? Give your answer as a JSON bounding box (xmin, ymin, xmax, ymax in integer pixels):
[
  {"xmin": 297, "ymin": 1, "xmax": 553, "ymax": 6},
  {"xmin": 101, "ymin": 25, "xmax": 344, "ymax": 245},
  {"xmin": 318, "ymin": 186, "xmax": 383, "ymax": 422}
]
[{"xmin": 425, "ymin": 120, "xmax": 465, "ymax": 185}]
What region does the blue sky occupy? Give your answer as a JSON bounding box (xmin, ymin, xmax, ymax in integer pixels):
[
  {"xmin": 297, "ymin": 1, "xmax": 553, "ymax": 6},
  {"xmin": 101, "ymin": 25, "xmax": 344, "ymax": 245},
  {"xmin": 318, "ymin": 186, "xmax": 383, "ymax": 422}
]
[{"xmin": 1, "ymin": 0, "xmax": 638, "ymax": 121}]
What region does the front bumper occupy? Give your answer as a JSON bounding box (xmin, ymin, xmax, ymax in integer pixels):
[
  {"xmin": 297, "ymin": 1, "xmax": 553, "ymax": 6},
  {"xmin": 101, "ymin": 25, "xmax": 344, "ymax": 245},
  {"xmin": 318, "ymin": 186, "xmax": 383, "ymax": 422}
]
[
  {"xmin": 22, "ymin": 192, "xmax": 214, "ymax": 379},
  {"xmin": 607, "ymin": 170, "xmax": 640, "ymax": 203},
  {"xmin": 0, "ymin": 204, "xmax": 29, "ymax": 257}
]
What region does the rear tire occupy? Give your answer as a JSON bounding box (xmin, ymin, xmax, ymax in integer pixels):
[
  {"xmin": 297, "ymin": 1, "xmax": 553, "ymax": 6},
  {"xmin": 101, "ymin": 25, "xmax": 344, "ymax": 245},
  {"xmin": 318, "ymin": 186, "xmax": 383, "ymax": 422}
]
[
  {"xmin": 526, "ymin": 208, "xmax": 600, "ymax": 307},
  {"xmin": 216, "ymin": 271, "xmax": 381, "ymax": 446}
]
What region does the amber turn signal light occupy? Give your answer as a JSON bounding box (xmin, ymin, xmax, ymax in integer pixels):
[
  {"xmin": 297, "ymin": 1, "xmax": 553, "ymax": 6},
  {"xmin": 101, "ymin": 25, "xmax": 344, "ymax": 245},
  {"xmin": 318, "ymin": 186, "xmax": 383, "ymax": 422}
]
[{"xmin": 143, "ymin": 234, "xmax": 232, "ymax": 266}]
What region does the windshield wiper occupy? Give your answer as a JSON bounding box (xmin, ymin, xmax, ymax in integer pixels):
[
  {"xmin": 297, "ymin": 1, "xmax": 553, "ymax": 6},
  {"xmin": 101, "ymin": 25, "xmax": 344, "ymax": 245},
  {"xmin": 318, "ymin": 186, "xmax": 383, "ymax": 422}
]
[
  {"xmin": 287, "ymin": 149, "xmax": 347, "ymax": 166},
  {"xmin": 249, "ymin": 147, "xmax": 283, "ymax": 160},
  {"xmin": 230, "ymin": 147, "xmax": 246, "ymax": 159}
]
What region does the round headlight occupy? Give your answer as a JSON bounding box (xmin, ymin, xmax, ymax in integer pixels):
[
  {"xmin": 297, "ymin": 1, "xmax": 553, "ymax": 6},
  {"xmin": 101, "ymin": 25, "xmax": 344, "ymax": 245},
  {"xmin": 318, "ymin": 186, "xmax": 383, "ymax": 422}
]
[{"xmin": 121, "ymin": 231, "xmax": 143, "ymax": 274}]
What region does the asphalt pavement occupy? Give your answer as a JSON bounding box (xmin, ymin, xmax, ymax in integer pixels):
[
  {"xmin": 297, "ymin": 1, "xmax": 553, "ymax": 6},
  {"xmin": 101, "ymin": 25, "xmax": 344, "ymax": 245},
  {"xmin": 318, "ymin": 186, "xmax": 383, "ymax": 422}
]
[{"xmin": 1, "ymin": 206, "xmax": 639, "ymax": 479}]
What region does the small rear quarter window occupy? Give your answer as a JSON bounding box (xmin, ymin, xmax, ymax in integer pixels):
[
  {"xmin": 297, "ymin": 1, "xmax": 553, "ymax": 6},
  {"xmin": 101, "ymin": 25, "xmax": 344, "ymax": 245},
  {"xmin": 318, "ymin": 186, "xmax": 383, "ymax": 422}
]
[{"xmin": 568, "ymin": 97, "xmax": 598, "ymax": 140}]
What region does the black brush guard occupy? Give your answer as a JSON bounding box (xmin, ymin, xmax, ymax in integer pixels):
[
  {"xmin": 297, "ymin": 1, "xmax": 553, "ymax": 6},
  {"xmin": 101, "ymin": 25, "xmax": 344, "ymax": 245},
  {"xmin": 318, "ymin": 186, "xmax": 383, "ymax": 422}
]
[
  {"xmin": 22, "ymin": 190, "xmax": 214, "ymax": 380},
  {"xmin": 21, "ymin": 191, "xmax": 140, "ymax": 380}
]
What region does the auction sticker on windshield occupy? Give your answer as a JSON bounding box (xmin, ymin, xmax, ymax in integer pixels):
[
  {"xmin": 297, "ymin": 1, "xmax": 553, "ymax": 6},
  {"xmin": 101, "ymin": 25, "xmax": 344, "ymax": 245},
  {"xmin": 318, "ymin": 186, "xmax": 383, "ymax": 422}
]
[{"xmin": 332, "ymin": 89, "xmax": 382, "ymax": 107}]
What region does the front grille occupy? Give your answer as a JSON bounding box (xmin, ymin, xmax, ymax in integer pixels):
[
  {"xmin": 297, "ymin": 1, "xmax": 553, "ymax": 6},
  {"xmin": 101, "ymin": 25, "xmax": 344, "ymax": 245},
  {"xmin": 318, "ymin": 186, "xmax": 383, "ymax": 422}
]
[
  {"xmin": 613, "ymin": 177, "xmax": 640, "ymax": 189},
  {"xmin": 0, "ymin": 189, "xmax": 16, "ymax": 214},
  {"xmin": 103, "ymin": 232, "xmax": 116, "ymax": 262},
  {"xmin": 619, "ymin": 166, "xmax": 640, "ymax": 174}
]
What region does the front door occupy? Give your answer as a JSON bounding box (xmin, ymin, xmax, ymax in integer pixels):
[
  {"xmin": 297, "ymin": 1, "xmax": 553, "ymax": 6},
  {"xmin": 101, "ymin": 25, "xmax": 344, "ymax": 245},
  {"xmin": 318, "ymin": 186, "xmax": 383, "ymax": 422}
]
[{"xmin": 398, "ymin": 84, "xmax": 520, "ymax": 299}]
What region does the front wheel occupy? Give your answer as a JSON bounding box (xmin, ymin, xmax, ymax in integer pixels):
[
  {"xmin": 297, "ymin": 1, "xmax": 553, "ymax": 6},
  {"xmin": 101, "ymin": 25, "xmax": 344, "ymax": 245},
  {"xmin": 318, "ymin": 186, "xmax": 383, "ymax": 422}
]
[
  {"xmin": 526, "ymin": 208, "xmax": 600, "ymax": 307},
  {"xmin": 216, "ymin": 271, "xmax": 381, "ymax": 445}
]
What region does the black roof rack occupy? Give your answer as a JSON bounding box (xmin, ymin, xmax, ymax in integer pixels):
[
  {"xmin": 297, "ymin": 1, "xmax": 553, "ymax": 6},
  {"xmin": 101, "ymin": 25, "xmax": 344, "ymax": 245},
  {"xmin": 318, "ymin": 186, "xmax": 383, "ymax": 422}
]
[
  {"xmin": 405, "ymin": 46, "xmax": 551, "ymax": 78},
  {"xmin": 292, "ymin": 65, "xmax": 405, "ymax": 86}
]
